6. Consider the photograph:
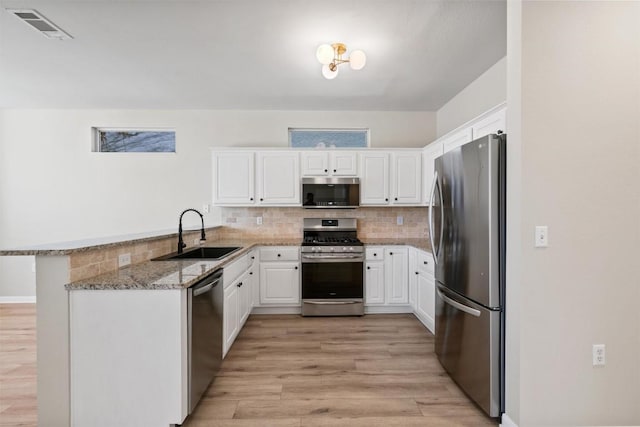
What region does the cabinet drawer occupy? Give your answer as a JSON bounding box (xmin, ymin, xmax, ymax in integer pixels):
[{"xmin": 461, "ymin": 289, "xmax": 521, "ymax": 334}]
[
  {"xmin": 416, "ymin": 250, "xmax": 434, "ymax": 274},
  {"xmin": 365, "ymin": 247, "xmax": 385, "ymax": 261},
  {"xmin": 223, "ymin": 253, "xmax": 250, "ymax": 288},
  {"xmin": 260, "ymin": 246, "xmax": 299, "ymax": 262}
]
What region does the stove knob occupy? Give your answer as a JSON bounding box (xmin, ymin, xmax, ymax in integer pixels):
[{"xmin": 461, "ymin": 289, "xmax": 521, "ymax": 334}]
[
  {"xmin": 349, "ymin": 247, "xmax": 354, "ymax": 251},
  {"xmin": 330, "ymin": 247, "xmax": 335, "ymax": 252},
  {"xmin": 342, "ymin": 247, "xmax": 347, "ymax": 252}
]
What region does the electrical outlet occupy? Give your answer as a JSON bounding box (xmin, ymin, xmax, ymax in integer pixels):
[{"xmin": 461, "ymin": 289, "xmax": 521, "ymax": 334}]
[
  {"xmin": 593, "ymin": 344, "xmax": 606, "ymax": 366},
  {"xmin": 397, "ymin": 216, "xmax": 403, "ymax": 225},
  {"xmin": 202, "ymin": 203, "xmax": 210, "ymax": 214},
  {"xmin": 535, "ymin": 226, "xmax": 548, "ymax": 247},
  {"xmin": 118, "ymin": 253, "xmax": 131, "ymax": 267},
  {"xmin": 257, "ymin": 216, "xmax": 263, "ymax": 225}
]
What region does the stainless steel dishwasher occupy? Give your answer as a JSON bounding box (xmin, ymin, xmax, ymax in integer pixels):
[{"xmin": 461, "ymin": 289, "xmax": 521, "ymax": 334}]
[{"xmin": 188, "ymin": 269, "xmax": 223, "ymax": 413}]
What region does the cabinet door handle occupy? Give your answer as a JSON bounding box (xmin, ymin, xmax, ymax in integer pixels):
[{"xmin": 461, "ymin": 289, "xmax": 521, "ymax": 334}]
[
  {"xmin": 333, "ymin": 169, "xmax": 337, "ymax": 173},
  {"xmin": 277, "ymin": 254, "xmax": 281, "ymax": 257},
  {"xmin": 415, "ymin": 271, "xmax": 419, "ymax": 275},
  {"xmin": 250, "ymin": 197, "xmax": 254, "ymax": 201},
  {"xmin": 385, "ymin": 198, "xmax": 388, "ymax": 202},
  {"xmin": 395, "ymin": 197, "xmax": 398, "ymax": 201},
  {"xmin": 423, "ymin": 261, "xmax": 428, "ymax": 265},
  {"xmin": 251, "ymin": 256, "xmax": 255, "ymax": 260},
  {"xmin": 249, "ymin": 272, "xmax": 253, "ymax": 275},
  {"xmin": 295, "ymin": 266, "xmax": 298, "ymax": 270},
  {"xmin": 260, "ymin": 198, "xmax": 264, "ymax": 201},
  {"xmin": 389, "ymin": 252, "xmax": 393, "ymax": 255},
  {"xmin": 373, "ymin": 253, "xmax": 377, "ymax": 257},
  {"xmin": 324, "ymin": 169, "xmax": 328, "ymax": 173},
  {"xmin": 367, "ymin": 266, "xmax": 371, "ymax": 270},
  {"xmin": 237, "ymin": 282, "xmax": 243, "ymax": 288}
]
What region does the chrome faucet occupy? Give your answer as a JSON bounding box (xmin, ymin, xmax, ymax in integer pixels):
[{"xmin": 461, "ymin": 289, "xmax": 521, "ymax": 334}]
[{"xmin": 177, "ymin": 208, "xmax": 206, "ymax": 254}]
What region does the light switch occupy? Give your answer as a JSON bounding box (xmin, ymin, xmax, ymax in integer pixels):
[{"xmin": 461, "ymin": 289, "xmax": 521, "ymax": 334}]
[{"xmin": 535, "ymin": 226, "xmax": 548, "ymax": 248}]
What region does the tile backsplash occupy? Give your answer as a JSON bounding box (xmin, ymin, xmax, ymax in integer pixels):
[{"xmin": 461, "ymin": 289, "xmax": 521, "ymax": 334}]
[{"xmin": 219, "ymin": 207, "xmax": 429, "ymax": 240}]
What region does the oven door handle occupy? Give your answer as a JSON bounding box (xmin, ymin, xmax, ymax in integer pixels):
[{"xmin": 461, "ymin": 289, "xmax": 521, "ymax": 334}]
[
  {"xmin": 302, "ymin": 254, "xmax": 363, "ymax": 260},
  {"xmin": 304, "ymin": 300, "xmax": 360, "ymax": 305}
]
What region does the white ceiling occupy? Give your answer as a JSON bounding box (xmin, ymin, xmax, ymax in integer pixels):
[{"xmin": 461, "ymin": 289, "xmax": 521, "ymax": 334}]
[{"xmin": 0, "ymin": 0, "xmax": 506, "ymax": 111}]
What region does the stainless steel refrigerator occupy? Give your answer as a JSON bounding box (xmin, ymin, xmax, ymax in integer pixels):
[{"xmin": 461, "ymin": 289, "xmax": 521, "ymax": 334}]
[{"xmin": 428, "ymin": 133, "xmax": 506, "ymax": 418}]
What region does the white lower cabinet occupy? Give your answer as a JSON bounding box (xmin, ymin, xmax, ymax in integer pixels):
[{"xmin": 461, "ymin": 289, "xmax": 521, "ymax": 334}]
[
  {"xmin": 258, "ymin": 246, "xmax": 300, "ymax": 306},
  {"xmin": 365, "ymin": 261, "xmax": 385, "ymax": 304},
  {"xmin": 385, "ymin": 247, "xmax": 409, "ymax": 304},
  {"xmin": 410, "ymin": 247, "xmax": 436, "ymax": 334},
  {"xmin": 223, "ymin": 280, "xmax": 240, "ymax": 355}
]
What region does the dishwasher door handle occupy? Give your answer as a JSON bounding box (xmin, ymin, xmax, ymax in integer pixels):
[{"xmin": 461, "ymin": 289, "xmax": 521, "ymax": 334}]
[{"xmin": 193, "ymin": 278, "xmax": 221, "ymax": 296}]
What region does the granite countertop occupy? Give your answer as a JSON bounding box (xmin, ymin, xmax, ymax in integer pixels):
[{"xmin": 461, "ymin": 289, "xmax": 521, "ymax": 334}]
[
  {"xmin": 0, "ymin": 226, "xmax": 223, "ymax": 256},
  {"xmin": 361, "ymin": 238, "xmax": 432, "ymax": 253},
  {"xmin": 65, "ymin": 237, "xmax": 430, "ymax": 291},
  {"xmin": 65, "ymin": 239, "xmax": 301, "ymax": 291}
]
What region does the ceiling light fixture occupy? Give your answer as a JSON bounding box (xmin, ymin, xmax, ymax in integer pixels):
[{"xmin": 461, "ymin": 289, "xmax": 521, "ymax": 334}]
[{"xmin": 316, "ymin": 43, "xmax": 366, "ymax": 80}]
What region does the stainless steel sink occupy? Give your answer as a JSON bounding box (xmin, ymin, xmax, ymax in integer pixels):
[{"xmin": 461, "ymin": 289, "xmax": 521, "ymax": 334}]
[{"xmin": 152, "ymin": 246, "xmax": 241, "ymax": 261}]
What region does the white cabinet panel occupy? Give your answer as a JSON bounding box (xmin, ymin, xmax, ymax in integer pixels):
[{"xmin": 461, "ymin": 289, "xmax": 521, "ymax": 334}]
[
  {"xmin": 223, "ymin": 283, "xmax": 239, "ymax": 355},
  {"xmin": 472, "ymin": 108, "xmax": 506, "ymax": 139},
  {"xmin": 359, "ymin": 153, "xmax": 390, "ymax": 205},
  {"xmin": 391, "ymin": 152, "xmax": 422, "ymax": 204},
  {"xmin": 259, "ymin": 262, "xmax": 300, "ymax": 305},
  {"xmin": 416, "ymin": 271, "xmax": 435, "ymax": 334},
  {"xmin": 238, "ymin": 273, "xmax": 251, "ymax": 326},
  {"xmin": 212, "ymin": 151, "xmax": 255, "ymax": 205},
  {"xmin": 256, "ymin": 152, "xmax": 300, "ymax": 205},
  {"xmin": 300, "ymin": 152, "xmax": 329, "ymax": 176},
  {"xmin": 442, "ymin": 128, "xmax": 473, "ymax": 154},
  {"xmin": 365, "ymin": 262, "xmax": 385, "ymax": 305},
  {"xmin": 331, "ymin": 152, "xmax": 358, "ymax": 176},
  {"xmin": 384, "ymin": 247, "xmax": 409, "ymax": 304}
]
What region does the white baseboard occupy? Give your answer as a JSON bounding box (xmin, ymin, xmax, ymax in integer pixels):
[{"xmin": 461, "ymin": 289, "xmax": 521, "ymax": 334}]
[
  {"xmin": 500, "ymin": 414, "xmax": 518, "ymax": 427},
  {"xmin": 413, "ymin": 310, "xmax": 435, "ymax": 334},
  {"xmin": 0, "ymin": 296, "xmax": 36, "ymax": 304}
]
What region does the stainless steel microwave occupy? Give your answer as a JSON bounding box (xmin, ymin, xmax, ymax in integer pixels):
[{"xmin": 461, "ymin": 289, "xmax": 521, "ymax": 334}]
[{"xmin": 301, "ymin": 177, "xmax": 360, "ymax": 208}]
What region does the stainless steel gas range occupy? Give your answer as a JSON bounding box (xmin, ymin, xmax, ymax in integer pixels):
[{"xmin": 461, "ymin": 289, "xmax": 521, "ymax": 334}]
[{"xmin": 301, "ymin": 218, "xmax": 364, "ymax": 316}]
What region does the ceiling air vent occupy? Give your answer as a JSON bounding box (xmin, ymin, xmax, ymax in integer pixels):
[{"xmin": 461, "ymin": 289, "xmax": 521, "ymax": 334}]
[{"xmin": 7, "ymin": 9, "xmax": 72, "ymax": 40}]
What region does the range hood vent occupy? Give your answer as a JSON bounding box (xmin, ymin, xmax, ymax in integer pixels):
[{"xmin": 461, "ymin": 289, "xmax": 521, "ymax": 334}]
[{"xmin": 7, "ymin": 9, "xmax": 73, "ymax": 40}]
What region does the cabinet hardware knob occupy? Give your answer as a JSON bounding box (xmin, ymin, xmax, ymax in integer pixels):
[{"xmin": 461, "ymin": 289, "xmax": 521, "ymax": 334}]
[
  {"xmin": 277, "ymin": 254, "xmax": 281, "ymax": 257},
  {"xmin": 251, "ymin": 256, "xmax": 255, "ymax": 260},
  {"xmin": 250, "ymin": 197, "xmax": 254, "ymax": 201},
  {"xmin": 333, "ymin": 169, "xmax": 337, "ymax": 173},
  {"xmin": 367, "ymin": 266, "xmax": 371, "ymax": 270},
  {"xmin": 324, "ymin": 169, "xmax": 328, "ymax": 172},
  {"xmin": 423, "ymin": 261, "xmax": 428, "ymax": 264},
  {"xmin": 237, "ymin": 282, "xmax": 243, "ymax": 287},
  {"xmin": 390, "ymin": 252, "xmax": 393, "ymax": 255},
  {"xmin": 373, "ymin": 253, "xmax": 377, "ymax": 256},
  {"xmin": 260, "ymin": 198, "xmax": 264, "ymax": 201},
  {"xmin": 415, "ymin": 271, "xmax": 419, "ymax": 275},
  {"xmin": 395, "ymin": 197, "xmax": 398, "ymax": 201},
  {"xmin": 385, "ymin": 198, "xmax": 388, "ymax": 202},
  {"xmin": 249, "ymin": 272, "xmax": 253, "ymax": 275},
  {"xmin": 295, "ymin": 266, "xmax": 298, "ymax": 270}
]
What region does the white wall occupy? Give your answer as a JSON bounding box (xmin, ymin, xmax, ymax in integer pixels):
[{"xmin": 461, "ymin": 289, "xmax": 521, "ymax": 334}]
[
  {"xmin": 507, "ymin": 1, "xmax": 640, "ymax": 426},
  {"xmin": 437, "ymin": 56, "xmax": 507, "ymax": 138},
  {"xmin": 0, "ymin": 109, "xmax": 435, "ymax": 297}
]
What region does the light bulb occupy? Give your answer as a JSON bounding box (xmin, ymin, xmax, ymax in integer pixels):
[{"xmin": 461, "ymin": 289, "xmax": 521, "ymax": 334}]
[
  {"xmin": 316, "ymin": 44, "xmax": 334, "ymax": 65},
  {"xmin": 322, "ymin": 64, "xmax": 339, "ymax": 79},
  {"xmin": 349, "ymin": 50, "xmax": 366, "ymax": 70}
]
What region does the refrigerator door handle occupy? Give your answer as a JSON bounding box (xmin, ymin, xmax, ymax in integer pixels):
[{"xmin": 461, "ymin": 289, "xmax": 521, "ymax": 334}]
[
  {"xmin": 437, "ymin": 288, "xmax": 481, "ymax": 317},
  {"xmin": 428, "ymin": 171, "xmax": 443, "ymax": 263}
]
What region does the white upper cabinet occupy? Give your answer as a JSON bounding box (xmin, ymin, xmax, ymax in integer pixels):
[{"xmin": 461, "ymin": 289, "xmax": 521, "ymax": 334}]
[
  {"xmin": 359, "ymin": 152, "xmax": 390, "ymax": 205},
  {"xmin": 391, "ymin": 152, "xmax": 422, "ymax": 205},
  {"xmin": 422, "ymin": 141, "xmax": 443, "ymax": 206},
  {"xmin": 472, "ymin": 107, "xmax": 506, "ymax": 139},
  {"xmin": 301, "ymin": 151, "xmax": 357, "ymax": 176},
  {"xmin": 442, "ymin": 128, "xmax": 474, "ymax": 154},
  {"xmin": 256, "ymin": 152, "xmax": 300, "ymax": 205},
  {"xmin": 212, "ymin": 151, "xmax": 255, "ymax": 205}
]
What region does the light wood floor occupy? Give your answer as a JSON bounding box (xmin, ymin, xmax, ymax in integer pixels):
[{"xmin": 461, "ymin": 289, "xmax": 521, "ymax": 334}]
[
  {"xmin": 0, "ymin": 305, "xmax": 497, "ymax": 427},
  {"xmin": 184, "ymin": 314, "xmax": 497, "ymax": 427},
  {"xmin": 0, "ymin": 304, "xmax": 37, "ymax": 427}
]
